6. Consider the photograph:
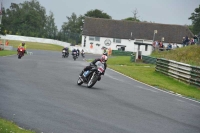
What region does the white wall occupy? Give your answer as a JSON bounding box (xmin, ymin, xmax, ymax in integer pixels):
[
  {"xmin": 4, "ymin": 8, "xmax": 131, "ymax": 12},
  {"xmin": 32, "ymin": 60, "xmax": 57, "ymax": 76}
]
[
  {"xmin": 0, "ymin": 35, "xmax": 71, "ymax": 47},
  {"xmin": 81, "ymin": 35, "xmax": 153, "ymax": 56}
]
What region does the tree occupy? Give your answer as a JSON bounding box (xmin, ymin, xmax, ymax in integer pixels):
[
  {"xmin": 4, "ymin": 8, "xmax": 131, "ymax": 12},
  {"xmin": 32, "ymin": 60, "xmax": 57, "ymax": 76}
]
[
  {"xmin": 123, "ymin": 8, "xmax": 140, "ymax": 22},
  {"xmin": 61, "ymin": 12, "xmax": 84, "ymax": 44},
  {"xmin": 2, "ymin": 0, "xmax": 47, "ymax": 37},
  {"xmin": 45, "ymin": 11, "xmax": 58, "ymax": 39},
  {"xmin": 84, "ymin": 9, "xmax": 112, "ymax": 19},
  {"xmin": 189, "ymin": 5, "xmax": 200, "ymax": 34}
]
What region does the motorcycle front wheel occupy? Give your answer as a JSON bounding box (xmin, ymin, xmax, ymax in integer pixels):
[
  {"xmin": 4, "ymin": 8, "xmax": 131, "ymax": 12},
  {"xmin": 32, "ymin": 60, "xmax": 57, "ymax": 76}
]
[
  {"xmin": 18, "ymin": 53, "xmax": 22, "ymax": 59},
  {"xmin": 87, "ymin": 73, "xmax": 98, "ymax": 88},
  {"xmin": 77, "ymin": 77, "xmax": 83, "ymax": 85}
]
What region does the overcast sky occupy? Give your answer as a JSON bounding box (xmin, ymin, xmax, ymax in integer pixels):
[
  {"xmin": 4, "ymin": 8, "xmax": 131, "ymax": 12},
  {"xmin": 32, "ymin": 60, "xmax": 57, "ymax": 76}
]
[{"xmin": 4, "ymin": 0, "xmax": 200, "ymax": 30}]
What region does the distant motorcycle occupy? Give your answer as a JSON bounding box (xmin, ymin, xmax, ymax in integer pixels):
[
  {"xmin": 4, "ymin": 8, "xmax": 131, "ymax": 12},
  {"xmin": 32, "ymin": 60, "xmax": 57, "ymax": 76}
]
[
  {"xmin": 17, "ymin": 47, "xmax": 25, "ymax": 59},
  {"xmin": 81, "ymin": 51, "xmax": 85, "ymax": 58},
  {"xmin": 77, "ymin": 61, "xmax": 105, "ymax": 88},
  {"xmin": 72, "ymin": 51, "xmax": 77, "ymax": 61},
  {"xmin": 62, "ymin": 50, "xmax": 69, "ymax": 58}
]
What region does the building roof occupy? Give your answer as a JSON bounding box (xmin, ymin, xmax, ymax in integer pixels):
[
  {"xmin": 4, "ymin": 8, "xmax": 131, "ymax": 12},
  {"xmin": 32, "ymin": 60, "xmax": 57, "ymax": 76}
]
[{"xmin": 82, "ymin": 17, "xmax": 194, "ymax": 43}]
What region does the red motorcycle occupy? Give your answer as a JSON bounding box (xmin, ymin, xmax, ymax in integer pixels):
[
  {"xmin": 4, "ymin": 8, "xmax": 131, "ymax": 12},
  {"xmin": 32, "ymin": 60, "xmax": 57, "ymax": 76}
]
[{"xmin": 17, "ymin": 47, "xmax": 25, "ymax": 59}]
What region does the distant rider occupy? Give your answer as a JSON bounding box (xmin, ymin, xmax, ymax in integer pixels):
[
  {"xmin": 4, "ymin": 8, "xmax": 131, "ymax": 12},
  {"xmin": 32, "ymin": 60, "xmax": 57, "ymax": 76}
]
[
  {"xmin": 77, "ymin": 49, "xmax": 80, "ymax": 56},
  {"xmin": 72, "ymin": 48, "xmax": 77, "ymax": 57},
  {"xmin": 17, "ymin": 42, "xmax": 26, "ymax": 56},
  {"xmin": 79, "ymin": 54, "xmax": 108, "ymax": 81},
  {"xmin": 62, "ymin": 47, "xmax": 69, "ymax": 56},
  {"xmin": 81, "ymin": 49, "xmax": 85, "ymax": 57}
]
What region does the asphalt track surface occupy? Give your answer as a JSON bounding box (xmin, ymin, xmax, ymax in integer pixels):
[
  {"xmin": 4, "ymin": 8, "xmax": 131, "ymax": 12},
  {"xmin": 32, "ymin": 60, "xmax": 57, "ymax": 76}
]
[{"xmin": 0, "ymin": 50, "xmax": 200, "ymax": 133}]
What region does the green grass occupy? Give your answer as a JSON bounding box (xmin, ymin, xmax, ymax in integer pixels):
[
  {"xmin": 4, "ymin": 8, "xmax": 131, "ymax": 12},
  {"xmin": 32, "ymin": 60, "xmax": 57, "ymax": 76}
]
[
  {"xmin": 107, "ymin": 56, "xmax": 200, "ymax": 100},
  {"xmin": 151, "ymin": 45, "xmax": 200, "ymax": 66},
  {"xmin": 0, "ymin": 50, "xmax": 16, "ymax": 56},
  {"xmin": 0, "ymin": 117, "xmax": 35, "ymax": 133}
]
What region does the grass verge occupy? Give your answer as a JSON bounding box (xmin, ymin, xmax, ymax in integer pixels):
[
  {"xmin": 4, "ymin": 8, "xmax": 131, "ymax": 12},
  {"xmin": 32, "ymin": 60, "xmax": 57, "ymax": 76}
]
[
  {"xmin": 0, "ymin": 117, "xmax": 35, "ymax": 133},
  {"xmin": 0, "ymin": 50, "xmax": 16, "ymax": 56},
  {"xmin": 107, "ymin": 56, "xmax": 200, "ymax": 100},
  {"xmin": 151, "ymin": 45, "xmax": 200, "ymax": 66}
]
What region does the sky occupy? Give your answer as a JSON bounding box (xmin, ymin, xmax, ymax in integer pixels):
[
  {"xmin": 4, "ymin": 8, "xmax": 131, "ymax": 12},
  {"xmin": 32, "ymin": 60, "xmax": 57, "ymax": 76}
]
[{"xmin": 3, "ymin": 0, "xmax": 200, "ymax": 30}]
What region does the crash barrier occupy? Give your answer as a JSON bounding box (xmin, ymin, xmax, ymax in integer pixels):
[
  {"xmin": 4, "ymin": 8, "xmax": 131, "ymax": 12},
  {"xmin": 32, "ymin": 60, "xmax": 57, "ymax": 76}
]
[
  {"xmin": 112, "ymin": 50, "xmax": 133, "ymax": 56},
  {"xmin": 0, "ymin": 35, "xmax": 70, "ymax": 47},
  {"xmin": 0, "ymin": 45, "xmax": 13, "ymax": 51},
  {"xmin": 156, "ymin": 58, "xmax": 200, "ymax": 87},
  {"xmin": 142, "ymin": 55, "xmax": 157, "ymax": 64},
  {"xmin": 130, "ymin": 55, "xmax": 156, "ymax": 64}
]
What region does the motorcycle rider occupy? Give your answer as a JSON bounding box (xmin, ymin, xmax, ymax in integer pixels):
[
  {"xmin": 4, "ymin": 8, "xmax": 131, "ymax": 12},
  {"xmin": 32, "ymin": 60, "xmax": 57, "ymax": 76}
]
[
  {"xmin": 79, "ymin": 54, "xmax": 108, "ymax": 82},
  {"xmin": 62, "ymin": 47, "xmax": 69, "ymax": 56},
  {"xmin": 81, "ymin": 49, "xmax": 85, "ymax": 57},
  {"xmin": 77, "ymin": 49, "xmax": 80, "ymax": 57},
  {"xmin": 72, "ymin": 48, "xmax": 77, "ymax": 57},
  {"xmin": 17, "ymin": 42, "xmax": 26, "ymax": 56}
]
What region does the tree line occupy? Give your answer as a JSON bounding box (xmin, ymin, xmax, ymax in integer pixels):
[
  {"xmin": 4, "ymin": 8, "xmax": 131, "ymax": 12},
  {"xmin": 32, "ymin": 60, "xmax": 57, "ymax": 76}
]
[{"xmin": 1, "ymin": 0, "xmax": 199, "ymax": 44}]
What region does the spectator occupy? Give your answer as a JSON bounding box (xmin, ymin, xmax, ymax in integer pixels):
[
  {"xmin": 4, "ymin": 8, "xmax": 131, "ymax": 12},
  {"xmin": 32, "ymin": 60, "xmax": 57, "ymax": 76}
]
[
  {"xmin": 190, "ymin": 37, "xmax": 195, "ymax": 45},
  {"xmin": 185, "ymin": 36, "xmax": 189, "ymax": 46},
  {"xmin": 182, "ymin": 37, "xmax": 186, "ymax": 47},
  {"xmin": 152, "ymin": 41, "xmax": 156, "ymax": 50},
  {"xmin": 166, "ymin": 43, "xmax": 172, "ymax": 50},
  {"xmin": 159, "ymin": 41, "xmax": 165, "ymax": 51},
  {"xmin": 194, "ymin": 35, "xmax": 198, "ymax": 44},
  {"xmin": 5, "ymin": 40, "xmax": 9, "ymax": 46}
]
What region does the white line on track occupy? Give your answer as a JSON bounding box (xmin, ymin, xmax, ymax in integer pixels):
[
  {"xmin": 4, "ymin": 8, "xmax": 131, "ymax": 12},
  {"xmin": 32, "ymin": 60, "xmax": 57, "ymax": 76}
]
[{"xmin": 108, "ymin": 68, "xmax": 200, "ymax": 104}]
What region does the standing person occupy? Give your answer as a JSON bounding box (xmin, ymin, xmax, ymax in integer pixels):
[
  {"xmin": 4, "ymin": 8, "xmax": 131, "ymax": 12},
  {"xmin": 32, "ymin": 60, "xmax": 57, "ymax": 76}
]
[
  {"xmin": 185, "ymin": 36, "xmax": 189, "ymax": 46},
  {"xmin": 159, "ymin": 41, "xmax": 164, "ymax": 51},
  {"xmin": 194, "ymin": 35, "xmax": 198, "ymax": 44},
  {"xmin": 5, "ymin": 40, "xmax": 9, "ymax": 46},
  {"xmin": 182, "ymin": 37, "xmax": 186, "ymax": 47}
]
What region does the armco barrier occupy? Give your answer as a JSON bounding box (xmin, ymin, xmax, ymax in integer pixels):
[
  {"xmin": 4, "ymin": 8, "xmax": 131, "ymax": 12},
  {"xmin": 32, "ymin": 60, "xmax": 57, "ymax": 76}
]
[
  {"xmin": 112, "ymin": 50, "xmax": 133, "ymax": 56},
  {"xmin": 156, "ymin": 58, "xmax": 200, "ymax": 87},
  {"xmin": 142, "ymin": 55, "xmax": 157, "ymax": 64}
]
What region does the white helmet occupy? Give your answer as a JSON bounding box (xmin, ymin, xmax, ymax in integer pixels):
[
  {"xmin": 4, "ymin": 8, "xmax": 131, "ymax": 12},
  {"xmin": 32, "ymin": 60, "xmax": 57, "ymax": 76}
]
[{"xmin": 101, "ymin": 55, "xmax": 108, "ymax": 63}]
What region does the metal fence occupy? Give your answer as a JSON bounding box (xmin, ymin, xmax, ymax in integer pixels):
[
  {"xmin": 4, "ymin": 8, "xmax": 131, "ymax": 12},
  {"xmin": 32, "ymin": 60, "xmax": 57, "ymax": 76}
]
[
  {"xmin": 112, "ymin": 50, "xmax": 133, "ymax": 56},
  {"xmin": 142, "ymin": 55, "xmax": 157, "ymax": 64},
  {"xmin": 156, "ymin": 58, "xmax": 200, "ymax": 87}
]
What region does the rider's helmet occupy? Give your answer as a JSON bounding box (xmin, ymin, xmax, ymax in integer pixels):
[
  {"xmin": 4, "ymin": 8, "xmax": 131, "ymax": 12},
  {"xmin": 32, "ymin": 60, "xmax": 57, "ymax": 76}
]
[
  {"xmin": 100, "ymin": 55, "xmax": 108, "ymax": 63},
  {"xmin": 22, "ymin": 42, "xmax": 25, "ymax": 46}
]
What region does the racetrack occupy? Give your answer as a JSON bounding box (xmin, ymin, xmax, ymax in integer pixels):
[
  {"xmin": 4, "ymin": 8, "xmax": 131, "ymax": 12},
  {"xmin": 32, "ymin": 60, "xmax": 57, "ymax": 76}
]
[{"xmin": 0, "ymin": 50, "xmax": 200, "ymax": 133}]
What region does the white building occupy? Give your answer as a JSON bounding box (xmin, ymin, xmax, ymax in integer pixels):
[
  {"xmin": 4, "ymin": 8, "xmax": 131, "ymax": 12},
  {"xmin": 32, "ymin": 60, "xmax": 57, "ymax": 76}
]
[{"xmin": 81, "ymin": 17, "xmax": 193, "ymax": 56}]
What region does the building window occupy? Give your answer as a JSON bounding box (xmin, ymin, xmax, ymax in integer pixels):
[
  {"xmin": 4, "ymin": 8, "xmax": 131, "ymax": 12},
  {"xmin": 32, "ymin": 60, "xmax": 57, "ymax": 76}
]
[
  {"xmin": 113, "ymin": 38, "xmax": 121, "ymax": 43},
  {"xmin": 89, "ymin": 36, "xmax": 100, "ymax": 41},
  {"xmin": 145, "ymin": 45, "xmax": 148, "ymax": 51}
]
